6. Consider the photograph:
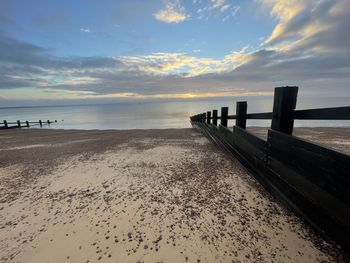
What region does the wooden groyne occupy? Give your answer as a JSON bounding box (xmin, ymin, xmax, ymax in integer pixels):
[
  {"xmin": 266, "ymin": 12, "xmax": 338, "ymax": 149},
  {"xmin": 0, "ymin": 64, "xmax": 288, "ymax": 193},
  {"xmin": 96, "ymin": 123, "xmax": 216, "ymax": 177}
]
[
  {"xmin": 190, "ymin": 86, "xmax": 350, "ymax": 254},
  {"xmin": 0, "ymin": 120, "xmax": 57, "ymax": 130}
]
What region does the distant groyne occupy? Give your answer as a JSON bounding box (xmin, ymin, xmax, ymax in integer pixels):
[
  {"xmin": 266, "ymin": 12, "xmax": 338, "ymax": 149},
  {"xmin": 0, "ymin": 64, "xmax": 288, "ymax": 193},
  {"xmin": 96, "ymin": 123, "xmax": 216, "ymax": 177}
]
[{"xmin": 0, "ymin": 120, "xmax": 57, "ymax": 129}]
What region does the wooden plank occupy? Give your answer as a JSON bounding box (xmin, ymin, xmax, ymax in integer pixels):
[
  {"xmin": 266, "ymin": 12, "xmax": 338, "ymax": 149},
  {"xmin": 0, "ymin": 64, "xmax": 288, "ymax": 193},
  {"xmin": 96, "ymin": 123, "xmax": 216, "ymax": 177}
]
[
  {"xmin": 227, "ymin": 115, "xmax": 237, "ymax": 120},
  {"xmin": 217, "ymin": 125, "xmax": 267, "ymax": 166},
  {"xmin": 217, "ymin": 125, "xmax": 266, "ymax": 166},
  {"xmin": 271, "ymin": 86, "xmax": 298, "ymax": 134},
  {"xmin": 220, "ymin": 107, "xmax": 228, "ymax": 127},
  {"xmin": 234, "ymin": 126, "xmax": 266, "ymax": 150},
  {"xmin": 294, "ymin": 106, "xmax": 350, "ymax": 120},
  {"xmin": 206, "ymin": 111, "xmax": 211, "ymax": 124},
  {"xmin": 268, "ymin": 129, "xmax": 350, "ymax": 205},
  {"xmin": 232, "ymin": 126, "xmax": 266, "ymax": 162},
  {"xmin": 246, "ymin": 112, "xmax": 273, "ymax": 119},
  {"xmin": 267, "ymin": 158, "xmax": 350, "ymax": 251},
  {"xmin": 195, "ymin": 122, "xmax": 350, "ymax": 254},
  {"xmin": 236, "ymin": 101, "xmax": 247, "ymax": 129},
  {"xmin": 269, "ymin": 157, "xmax": 350, "ymax": 220},
  {"xmin": 218, "ymin": 125, "xmax": 235, "ymax": 143},
  {"xmin": 212, "ymin": 110, "xmax": 218, "ymax": 126}
]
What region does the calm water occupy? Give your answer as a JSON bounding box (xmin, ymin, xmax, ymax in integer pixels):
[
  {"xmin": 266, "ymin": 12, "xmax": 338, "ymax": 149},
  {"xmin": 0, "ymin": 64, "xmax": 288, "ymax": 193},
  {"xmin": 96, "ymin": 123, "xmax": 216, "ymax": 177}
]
[{"xmin": 1, "ymin": 97, "xmax": 350, "ymax": 130}]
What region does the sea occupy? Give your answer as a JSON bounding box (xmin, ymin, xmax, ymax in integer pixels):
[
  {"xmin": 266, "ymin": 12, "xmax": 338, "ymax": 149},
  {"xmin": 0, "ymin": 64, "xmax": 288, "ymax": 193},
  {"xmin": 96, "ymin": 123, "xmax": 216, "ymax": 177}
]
[{"xmin": 1, "ymin": 96, "xmax": 350, "ymax": 130}]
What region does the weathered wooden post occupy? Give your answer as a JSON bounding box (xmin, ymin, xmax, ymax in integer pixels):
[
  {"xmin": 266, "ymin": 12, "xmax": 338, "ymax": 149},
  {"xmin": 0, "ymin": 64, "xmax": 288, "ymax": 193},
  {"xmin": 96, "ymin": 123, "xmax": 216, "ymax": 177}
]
[
  {"xmin": 202, "ymin": 112, "xmax": 206, "ymax": 124},
  {"xmin": 212, "ymin": 110, "xmax": 218, "ymax": 126},
  {"xmin": 236, "ymin": 101, "xmax": 247, "ymax": 129},
  {"xmin": 220, "ymin": 107, "xmax": 228, "ymax": 127},
  {"xmin": 207, "ymin": 111, "xmax": 211, "ymax": 124},
  {"xmin": 17, "ymin": 120, "xmax": 21, "ymax": 128},
  {"xmin": 39, "ymin": 120, "xmax": 42, "ymax": 127},
  {"xmin": 271, "ymin": 86, "xmax": 298, "ymax": 134},
  {"xmin": 3, "ymin": 120, "xmax": 8, "ymax": 128},
  {"xmin": 26, "ymin": 121, "xmax": 29, "ymax": 127}
]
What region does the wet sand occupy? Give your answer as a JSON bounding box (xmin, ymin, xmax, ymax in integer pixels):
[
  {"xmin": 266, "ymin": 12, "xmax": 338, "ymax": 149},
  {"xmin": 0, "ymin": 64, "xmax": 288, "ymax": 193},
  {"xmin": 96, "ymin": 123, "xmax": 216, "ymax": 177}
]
[
  {"xmin": 247, "ymin": 127, "xmax": 350, "ymax": 155},
  {"xmin": 0, "ymin": 128, "xmax": 348, "ymax": 262}
]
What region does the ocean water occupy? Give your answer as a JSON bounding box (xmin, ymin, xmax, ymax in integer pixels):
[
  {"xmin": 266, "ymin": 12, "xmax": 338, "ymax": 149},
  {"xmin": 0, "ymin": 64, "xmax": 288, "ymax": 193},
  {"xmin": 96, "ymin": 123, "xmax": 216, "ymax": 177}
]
[{"xmin": 1, "ymin": 97, "xmax": 350, "ymax": 130}]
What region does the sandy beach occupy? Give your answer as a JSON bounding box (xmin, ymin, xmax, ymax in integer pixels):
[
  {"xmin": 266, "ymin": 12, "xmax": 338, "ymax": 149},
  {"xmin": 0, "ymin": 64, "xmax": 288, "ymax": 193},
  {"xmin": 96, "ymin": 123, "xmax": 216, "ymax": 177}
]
[
  {"xmin": 248, "ymin": 127, "xmax": 350, "ymax": 155},
  {"xmin": 0, "ymin": 128, "xmax": 348, "ymax": 262}
]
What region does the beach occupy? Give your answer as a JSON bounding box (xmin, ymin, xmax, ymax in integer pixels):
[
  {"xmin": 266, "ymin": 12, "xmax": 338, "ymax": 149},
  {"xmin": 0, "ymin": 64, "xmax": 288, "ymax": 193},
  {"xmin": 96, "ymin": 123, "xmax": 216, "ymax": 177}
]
[{"xmin": 0, "ymin": 128, "xmax": 348, "ymax": 262}]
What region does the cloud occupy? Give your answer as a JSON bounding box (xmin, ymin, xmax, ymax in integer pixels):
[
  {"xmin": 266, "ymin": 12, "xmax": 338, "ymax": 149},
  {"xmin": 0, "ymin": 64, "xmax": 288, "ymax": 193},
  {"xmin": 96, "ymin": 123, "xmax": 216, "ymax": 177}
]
[
  {"xmin": 196, "ymin": 0, "xmax": 240, "ymax": 21},
  {"xmin": 0, "ymin": 31, "xmax": 266, "ymax": 99},
  {"xmin": 0, "ymin": 31, "xmax": 49, "ymax": 66},
  {"xmin": 1, "ymin": 0, "xmax": 350, "ymax": 103},
  {"xmin": 118, "ymin": 52, "xmax": 221, "ymax": 77},
  {"xmin": 154, "ymin": 0, "xmax": 189, "ymax": 23},
  {"xmin": 80, "ymin": 28, "xmax": 90, "ymax": 33},
  {"xmin": 261, "ymin": 0, "xmax": 345, "ymax": 50}
]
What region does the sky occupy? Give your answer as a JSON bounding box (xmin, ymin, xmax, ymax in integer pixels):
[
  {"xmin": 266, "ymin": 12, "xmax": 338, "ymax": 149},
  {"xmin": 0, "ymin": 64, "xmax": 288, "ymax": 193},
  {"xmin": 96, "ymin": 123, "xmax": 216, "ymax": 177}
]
[{"xmin": 0, "ymin": 0, "xmax": 349, "ymax": 106}]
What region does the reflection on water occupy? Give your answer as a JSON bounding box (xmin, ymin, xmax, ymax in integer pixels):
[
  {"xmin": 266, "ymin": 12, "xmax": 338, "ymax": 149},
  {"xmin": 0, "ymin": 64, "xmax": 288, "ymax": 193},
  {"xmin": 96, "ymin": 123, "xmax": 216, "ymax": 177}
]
[{"xmin": 1, "ymin": 97, "xmax": 350, "ymax": 130}]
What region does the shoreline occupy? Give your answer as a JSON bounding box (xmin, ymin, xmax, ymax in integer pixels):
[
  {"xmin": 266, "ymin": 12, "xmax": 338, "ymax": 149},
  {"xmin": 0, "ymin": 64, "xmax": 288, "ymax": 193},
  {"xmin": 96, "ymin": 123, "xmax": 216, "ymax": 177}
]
[
  {"xmin": 2, "ymin": 126, "xmax": 350, "ymax": 154},
  {"xmin": 0, "ymin": 128, "xmax": 348, "ymax": 262}
]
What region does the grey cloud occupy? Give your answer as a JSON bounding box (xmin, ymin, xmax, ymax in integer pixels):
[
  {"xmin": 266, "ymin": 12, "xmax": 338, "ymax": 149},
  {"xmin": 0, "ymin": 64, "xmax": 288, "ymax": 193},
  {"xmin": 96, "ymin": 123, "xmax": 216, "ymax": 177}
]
[
  {"xmin": 0, "ymin": 30, "xmax": 124, "ymax": 69},
  {"xmin": 0, "ymin": 31, "xmax": 50, "ymax": 66},
  {"xmin": 1, "ymin": 0, "xmax": 350, "ymax": 99},
  {"xmin": 0, "ymin": 31, "xmax": 127, "ymax": 90},
  {"xmin": 267, "ymin": 0, "xmax": 350, "ymax": 55},
  {"xmin": 267, "ymin": 0, "xmax": 336, "ymax": 45}
]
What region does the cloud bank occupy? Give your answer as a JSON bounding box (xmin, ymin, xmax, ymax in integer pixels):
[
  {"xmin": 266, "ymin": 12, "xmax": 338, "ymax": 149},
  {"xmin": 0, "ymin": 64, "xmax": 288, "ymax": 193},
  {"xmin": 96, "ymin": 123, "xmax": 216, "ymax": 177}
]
[{"xmin": 1, "ymin": 0, "xmax": 350, "ymax": 104}]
